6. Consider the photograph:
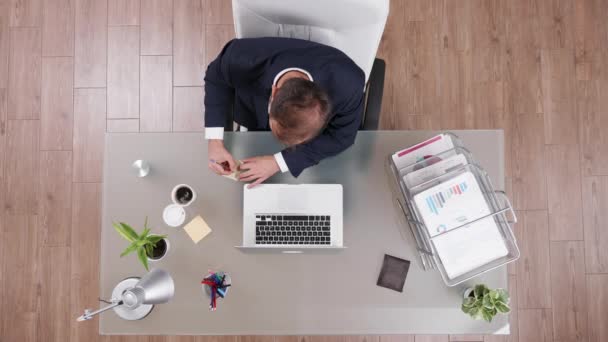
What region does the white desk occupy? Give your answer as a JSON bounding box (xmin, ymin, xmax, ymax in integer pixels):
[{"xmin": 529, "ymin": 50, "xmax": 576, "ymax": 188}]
[{"xmin": 100, "ymin": 130, "xmax": 509, "ymax": 335}]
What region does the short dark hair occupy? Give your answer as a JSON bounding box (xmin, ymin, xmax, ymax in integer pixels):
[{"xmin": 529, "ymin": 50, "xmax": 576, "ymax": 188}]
[{"xmin": 269, "ymin": 78, "xmax": 331, "ymax": 146}]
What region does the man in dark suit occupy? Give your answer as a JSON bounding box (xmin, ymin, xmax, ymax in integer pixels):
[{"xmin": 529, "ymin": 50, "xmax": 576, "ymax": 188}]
[{"xmin": 205, "ymin": 37, "xmax": 365, "ymax": 186}]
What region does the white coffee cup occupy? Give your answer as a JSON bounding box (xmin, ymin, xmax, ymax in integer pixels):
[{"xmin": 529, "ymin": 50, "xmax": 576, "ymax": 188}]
[
  {"xmin": 163, "ymin": 204, "xmax": 186, "ymax": 227},
  {"xmin": 171, "ymin": 184, "xmax": 197, "ymax": 207}
]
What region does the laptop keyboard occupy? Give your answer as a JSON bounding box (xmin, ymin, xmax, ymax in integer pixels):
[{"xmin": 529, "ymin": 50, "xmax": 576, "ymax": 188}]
[{"xmin": 255, "ymin": 214, "xmax": 331, "ymax": 245}]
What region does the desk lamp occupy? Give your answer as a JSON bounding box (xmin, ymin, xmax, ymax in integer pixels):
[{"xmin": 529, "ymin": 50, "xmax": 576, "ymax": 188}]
[{"xmin": 76, "ymin": 268, "xmax": 175, "ymax": 321}]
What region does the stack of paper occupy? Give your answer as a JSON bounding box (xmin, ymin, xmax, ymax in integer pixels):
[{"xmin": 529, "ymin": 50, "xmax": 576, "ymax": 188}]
[
  {"xmin": 402, "ymin": 153, "xmax": 468, "ymax": 189},
  {"xmin": 393, "ymin": 134, "xmax": 472, "ymax": 191},
  {"xmin": 432, "ymin": 219, "xmax": 508, "ymax": 279},
  {"xmin": 412, "ymin": 172, "xmax": 508, "ymax": 279},
  {"xmin": 392, "ymin": 134, "xmax": 455, "ymax": 170}
]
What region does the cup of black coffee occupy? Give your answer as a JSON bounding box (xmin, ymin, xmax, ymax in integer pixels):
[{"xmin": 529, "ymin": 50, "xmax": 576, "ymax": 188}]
[{"xmin": 171, "ymin": 184, "xmax": 197, "ymax": 206}]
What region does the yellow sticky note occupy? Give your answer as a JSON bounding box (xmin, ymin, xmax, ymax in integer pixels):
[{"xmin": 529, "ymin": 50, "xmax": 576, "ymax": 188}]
[{"xmin": 184, "ymin": 215, "xmax": 212, "ymax": 243}]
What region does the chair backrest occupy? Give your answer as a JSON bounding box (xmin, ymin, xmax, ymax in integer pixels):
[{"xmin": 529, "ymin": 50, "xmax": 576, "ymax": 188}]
[{"xmin": 232, "ymin": 0, "xmax": 389, "ymax": 82}]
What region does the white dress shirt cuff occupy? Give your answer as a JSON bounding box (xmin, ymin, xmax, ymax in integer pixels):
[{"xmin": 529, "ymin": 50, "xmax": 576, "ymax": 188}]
[
  {"xmin": 274, "ymin": 152, "xmax": 289, "ymax": 173},
  {"xmin": 205, "ymin": 127, "xmax": 224, "ymax": 140}
]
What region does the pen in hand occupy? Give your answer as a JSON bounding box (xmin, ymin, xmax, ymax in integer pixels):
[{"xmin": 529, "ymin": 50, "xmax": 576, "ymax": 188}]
[{"xmin": 210, "ymin": 159, "xmax": 232, "ymax": 172}]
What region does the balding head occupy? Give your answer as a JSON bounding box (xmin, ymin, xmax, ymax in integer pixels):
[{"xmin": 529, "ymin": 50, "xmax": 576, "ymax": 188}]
[{"xmin": 269, "ymin": 78, "xmax": 331, "ymax": 146}]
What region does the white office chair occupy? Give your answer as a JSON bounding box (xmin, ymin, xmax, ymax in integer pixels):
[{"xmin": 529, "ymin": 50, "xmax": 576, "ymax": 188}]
[{"xmin": 231, "ymin": 0, "xmax": 389, "ymax": 130}]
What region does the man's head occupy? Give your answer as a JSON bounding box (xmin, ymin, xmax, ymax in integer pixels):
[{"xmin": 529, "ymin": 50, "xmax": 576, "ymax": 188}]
[{"xmin": 269, "ymin": 77, "xmax": 331, "ymax": 147}]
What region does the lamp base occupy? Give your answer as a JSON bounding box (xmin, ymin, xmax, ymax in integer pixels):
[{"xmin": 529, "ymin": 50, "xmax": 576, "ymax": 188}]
[{"xmin": 112, "ymin": 277, "xmax": 154, "ymax": 320}]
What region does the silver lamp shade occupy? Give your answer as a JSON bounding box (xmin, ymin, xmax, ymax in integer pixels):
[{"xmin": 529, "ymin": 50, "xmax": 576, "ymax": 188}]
[
  {"xmin": 113, "ymin": 268, "xmax": 175, "ymax": 320},
  {"xmin": 76, "ymin": 269, "xmax": 175, "ymax": 322},
  {"xmin": 126, "ymin": 268, "xmax": 175, "ymax": 306}
]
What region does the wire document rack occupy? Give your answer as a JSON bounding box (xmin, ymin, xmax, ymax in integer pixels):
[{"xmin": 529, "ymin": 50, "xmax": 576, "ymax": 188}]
[{"xmin": 388, "ymin": 133, "xmax": 520, "ymax": 286}]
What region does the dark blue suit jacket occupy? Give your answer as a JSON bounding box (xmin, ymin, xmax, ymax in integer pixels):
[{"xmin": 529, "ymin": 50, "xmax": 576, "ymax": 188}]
[{"xmin": 204, "ymin": 37, "xmax": 365, "ymax": 177}]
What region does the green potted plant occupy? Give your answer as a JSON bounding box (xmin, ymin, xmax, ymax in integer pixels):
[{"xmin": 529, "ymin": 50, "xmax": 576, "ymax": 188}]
[
  {"xmin": 113, "ymin": 218, "xmax": 169, "ymax": 271},
  {"xmin": 461, "ymin": 284, "xmax": 510, "ymax": 322}
]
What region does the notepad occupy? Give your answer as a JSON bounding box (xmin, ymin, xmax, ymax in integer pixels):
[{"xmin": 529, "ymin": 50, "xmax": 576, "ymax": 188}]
[{"xmin": 184, "ymin": 215, "xmax": 212, "ymax": 243}]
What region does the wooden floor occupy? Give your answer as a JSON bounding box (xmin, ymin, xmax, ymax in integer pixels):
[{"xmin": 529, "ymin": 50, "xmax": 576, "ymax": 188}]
[{"xmin": 1, "ymin": 0, "xmax": 607, "ymax": 341}]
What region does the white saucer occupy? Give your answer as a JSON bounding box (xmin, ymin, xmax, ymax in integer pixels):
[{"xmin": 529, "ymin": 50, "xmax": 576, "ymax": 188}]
[{"xmin": 163, "ymin": 204, "xmax": 186, "ymax": 227}]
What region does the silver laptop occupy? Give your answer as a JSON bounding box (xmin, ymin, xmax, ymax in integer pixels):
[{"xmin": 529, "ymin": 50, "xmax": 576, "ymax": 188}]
[{"xmin": 236, "ymin": 184, "xmax": 344, "ymax": 252}]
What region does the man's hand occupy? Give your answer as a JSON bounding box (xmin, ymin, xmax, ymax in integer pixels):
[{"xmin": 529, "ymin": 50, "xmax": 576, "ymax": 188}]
[
  {"xmin": 239, "ymin": 156, "xmax": 280, "ymax": 188},
  {"xmin": 208, "ymin": 140, "xmax": 236, "ymax": 175}
]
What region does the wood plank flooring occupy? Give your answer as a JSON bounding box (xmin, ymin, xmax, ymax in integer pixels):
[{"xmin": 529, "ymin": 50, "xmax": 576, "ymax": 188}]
[
  {"xmin": 1, "ymin": 0, "xmax": 607, "ymax": 341},
  {"xmin": 40, "ymin": 56, "xmax": 74, "ymax": 150},
  {"xmin": 42, "ymin": 0, "xmax": 74, "ymax": 57},
  {"xmin": 74, "ymin": 0, "xmax": 107, "ymax": 87},
  {"xmin": 8, "ymin": 27, "xmax": 41, "ymax": 119},
  {"xmin": 107, "ymin": 26, "xmax": 140, "ymax": 119}
]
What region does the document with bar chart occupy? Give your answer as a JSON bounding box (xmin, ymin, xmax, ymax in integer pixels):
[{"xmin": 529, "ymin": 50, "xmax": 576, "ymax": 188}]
[
  {"xmin": 412, "ymin": 171, "xmax": 508, "ymax": 278},
  {"xmin": 412, "ymin": 171, "xmax": 493, "ymax": 237}
]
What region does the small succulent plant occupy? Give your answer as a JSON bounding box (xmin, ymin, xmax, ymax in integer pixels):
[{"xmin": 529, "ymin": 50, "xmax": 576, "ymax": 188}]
[{"xmin": 461, "ymin": 284, "xmax": 510, "ymax": 322}]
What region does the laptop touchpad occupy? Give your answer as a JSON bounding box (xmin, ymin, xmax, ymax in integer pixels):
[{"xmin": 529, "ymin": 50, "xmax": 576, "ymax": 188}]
[{"xmin": 278, "ymin": 188, "xmax": 308, "ymax": 211}]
